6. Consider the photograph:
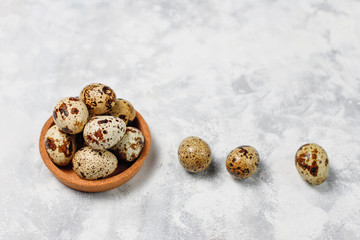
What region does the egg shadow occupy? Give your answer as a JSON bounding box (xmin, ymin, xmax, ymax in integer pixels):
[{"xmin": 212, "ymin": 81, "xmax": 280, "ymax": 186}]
[
  {"xmin": 311, "ymin": 166, "xmax": 337, "ymax": 193},
  {"xmin": 232, "ymin": 158, "xmax": 270, "ymax": 188},
  {"xmin": 185, "ymin": 157, "xmax": 220, "ymax": 179}
]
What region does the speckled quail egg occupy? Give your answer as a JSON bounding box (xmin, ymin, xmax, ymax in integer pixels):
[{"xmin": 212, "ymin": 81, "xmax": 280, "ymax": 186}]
[
  {"xmin": 107, "ymin": 99, "xmax": 136, "ymax": 125},
  {"xmin": 83, "ymin": 115, "xmax": 126, "ymax": 150},
  {"xmin": 295, "ymin": 143, "xmax": 329, "ymax": 185},
  {"xmin": 44, "ymin": 125, "xmax": 76, "ymax": 166},
  {"xmin": 80, "ymin": 83, "xmax": 116, "ymax": 115},
  {"xmin": 73, "ymin": 147, "xmax": 118, "ymax": 180},
  {"xmin": 226, "ymin": 146, "xmax": 259, "ymax": 179},
  {"xmin": 111, "ymin": 127, "xmax": 144, "ymax": 162},
  {"xmin": 53, "ymin": 97, "xmax": 89, "ymax": 134},
  {"xmin": 178, "ymin": 136, "xmax": 212, "ymax": 173}
]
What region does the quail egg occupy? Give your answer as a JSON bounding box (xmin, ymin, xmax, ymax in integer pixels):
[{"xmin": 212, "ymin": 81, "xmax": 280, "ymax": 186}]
[
  {"xmin": 80, "ymin": 83, "xmax": 116, "ymax": 115},
  {"xmin": 111, "ymin": 127, "xmax": 144, "ymax": 162},
  {"xmin": 295, "ymin": 143, "xmax": 329, "ymax": 185},
  {"xmin": 73, "ymin": 147, "xmax": 118, "ymax": 180},
  {"xmin": 178, "ymin": 136, "xmax": 212, "ymax": 173},
  {"xmin": 53, "ymin": 97, "xmax": 89, "ymax": 134},
  {"xmin": 44, "ymin": 125, "xmax": 76, "ymax": 166},
  {"xmin": 226, "ymin": 145, "xmax": 259, "ymax": 179},
  {"xmin": 107, "ymin": 99, "xmax": 136, "ymax": 125},
  {"xmin": 83, "ymin": 115, "xmax": 126, "ymax": 150}
]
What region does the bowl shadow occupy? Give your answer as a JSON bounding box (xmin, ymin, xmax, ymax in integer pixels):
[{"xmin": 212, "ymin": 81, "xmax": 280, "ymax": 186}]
[
  {"xmin": 115, "ymin": 136, "xmax": 159, "ymax": 193},
  {"xmin": 75, "ymin": 137, "xmax": 158, "ymax": 198}
]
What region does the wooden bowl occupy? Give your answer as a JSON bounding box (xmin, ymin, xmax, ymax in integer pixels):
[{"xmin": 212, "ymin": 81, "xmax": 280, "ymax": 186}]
[{"xmin": 39, "ymin": 111, "xmax": 151, "ymax": 192}]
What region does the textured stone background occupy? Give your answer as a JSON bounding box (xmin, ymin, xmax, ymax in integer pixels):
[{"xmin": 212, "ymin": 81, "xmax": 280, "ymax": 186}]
[{"xmin": 1, "ymin": 0, "xmax": 360, "ymax": 239}]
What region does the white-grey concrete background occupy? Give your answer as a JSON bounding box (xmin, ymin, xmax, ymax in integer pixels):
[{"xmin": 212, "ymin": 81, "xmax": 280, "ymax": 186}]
[{"xmin": 1, "ymin": 0, "xmax": 360, "ymax": 239}]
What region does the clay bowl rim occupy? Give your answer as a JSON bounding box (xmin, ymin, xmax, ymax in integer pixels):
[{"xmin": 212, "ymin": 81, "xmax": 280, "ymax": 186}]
[{"xmin": 39, "ymin": 111, "xmax": 151, "ymax": 192}]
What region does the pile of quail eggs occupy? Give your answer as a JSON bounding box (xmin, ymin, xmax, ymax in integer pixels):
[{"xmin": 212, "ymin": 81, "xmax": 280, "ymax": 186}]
[{"xmin": 44, "ymin": 83, "xmax": 145, "ymax": 180}]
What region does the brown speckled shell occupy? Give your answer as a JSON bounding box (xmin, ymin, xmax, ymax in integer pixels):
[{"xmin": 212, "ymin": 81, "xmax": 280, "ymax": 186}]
[
  {"xmin": 111, "ymin": 127, "xmax": 145, "ymax": 162},
  {"xmin": 73, "ymin": 147, "xmax": 118, "ymax": 180},
  {"xmin": 83, "ymin": 116, "xmax": 126, "ymax": 150},
  {"xmin": 107, "ymin": 99, "xmax": 136, "ymax": 125},
  {"xmin": 178, "ymin": 136, "xmax": 212, "ymax": 173},
  {"xmin": 53, "ymin": 97, "xmax": 89, "ymax": 134},
  {"xmin": 226, "ymin": 146, "xmax": 259, "ymax": 179},
  {"xmin": 80, "ymin": 83, "xmax": 116, "ymax": 115},
  {"xmin": 295, "ymin": 143, "xmax": 329, "ymax": 185},
  {"xmin": 44, "ymin": 125, "xmax": 76, "ymax": 166}
]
